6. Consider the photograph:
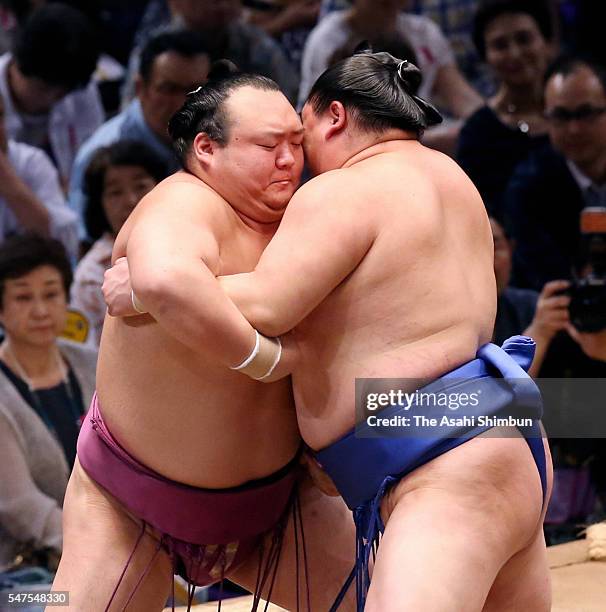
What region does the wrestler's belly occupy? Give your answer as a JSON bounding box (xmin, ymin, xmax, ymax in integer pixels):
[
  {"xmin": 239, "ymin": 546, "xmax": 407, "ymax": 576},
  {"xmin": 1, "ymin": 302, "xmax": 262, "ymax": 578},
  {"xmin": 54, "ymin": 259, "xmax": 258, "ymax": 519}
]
[
  {"xmin": 293, "ymin": 325, "xmax": 482, "ymax": 450},
  {"xmin": 95, "ymin": 323, "xmax": 300, "ymax": 489}
]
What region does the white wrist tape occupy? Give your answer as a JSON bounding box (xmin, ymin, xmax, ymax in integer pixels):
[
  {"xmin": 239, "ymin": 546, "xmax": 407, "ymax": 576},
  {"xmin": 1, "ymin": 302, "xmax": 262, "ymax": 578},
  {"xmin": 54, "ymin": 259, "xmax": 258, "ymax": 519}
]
[
  {"xmin": 131, "ymin": 289, "xmax": 147, "ymax": 314},
  {"xmin": 231, "ymin": 330, "xmax": 260, "ymax": 370},
  {"xmin": 256, "ymin": 336, "xmax": 282, "ymax": 380},
  {"xmin": 231, "ymin": 330, "xmax": 282, "ymax": 380}
]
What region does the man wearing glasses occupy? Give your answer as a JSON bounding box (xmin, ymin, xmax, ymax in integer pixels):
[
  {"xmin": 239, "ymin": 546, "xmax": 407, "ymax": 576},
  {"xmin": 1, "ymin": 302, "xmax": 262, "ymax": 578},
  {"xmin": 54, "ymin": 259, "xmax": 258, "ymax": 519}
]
[{"xmin": 505, "ymin": 55, "xmax": 606, "ymax": 292}]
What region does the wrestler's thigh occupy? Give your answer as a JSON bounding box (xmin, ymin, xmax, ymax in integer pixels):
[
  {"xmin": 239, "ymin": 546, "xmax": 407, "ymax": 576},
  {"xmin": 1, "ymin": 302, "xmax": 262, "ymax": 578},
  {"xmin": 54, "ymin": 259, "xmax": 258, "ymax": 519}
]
[
  {"xmin": 367, "ymin": 488, "xmax": 507, "ymax": 612},
  {"xmin": 228, "ymin": 474, "xmax": 357, "ymax": 611},
  {"xmin": 482, "ymin": 438, "xmax": 553, "ymax": 612},
  {"xmin": 52, "ymin": 458, "xmax": 173, "ymax": 611}
]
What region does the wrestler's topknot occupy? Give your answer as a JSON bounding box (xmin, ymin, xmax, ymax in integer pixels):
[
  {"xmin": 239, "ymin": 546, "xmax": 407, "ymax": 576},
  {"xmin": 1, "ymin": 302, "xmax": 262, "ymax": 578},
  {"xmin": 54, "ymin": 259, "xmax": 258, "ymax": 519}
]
[
  {"xmin": 168, "ymin": 61, "xmax": 281, "ymax": 167},
  {"xmin": 206, "ymin": 59, "xmax": 239, "ymax": 82},
  {"xmin": 307, "ymin": 51, "xmax": 442, "ymax": 137}
]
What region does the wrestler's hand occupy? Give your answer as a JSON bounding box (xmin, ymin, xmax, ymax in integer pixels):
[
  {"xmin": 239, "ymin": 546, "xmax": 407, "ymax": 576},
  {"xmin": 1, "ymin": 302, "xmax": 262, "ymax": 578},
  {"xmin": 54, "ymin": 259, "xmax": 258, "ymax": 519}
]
[
  {"xmin": 300, "ymin": 451, "xmax": 340, "ymax": 497},
  {"xmin": 567, "ymin": 325, "xmax": 606, "ymax": 362},
  {"xmin": 526, "ymin": 280, "xmax": 571, "ymax": 341},
  {"xmin": 102, "ymin": 257, "xmax": 139, "ymax": 317}
]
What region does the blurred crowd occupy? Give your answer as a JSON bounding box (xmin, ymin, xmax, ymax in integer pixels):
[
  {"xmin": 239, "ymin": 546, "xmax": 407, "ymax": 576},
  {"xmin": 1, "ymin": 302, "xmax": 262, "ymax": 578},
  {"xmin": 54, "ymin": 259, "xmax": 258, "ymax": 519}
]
[{"xmin": 0, "ymin": 0, "xmax": 605, "ymax": 595}]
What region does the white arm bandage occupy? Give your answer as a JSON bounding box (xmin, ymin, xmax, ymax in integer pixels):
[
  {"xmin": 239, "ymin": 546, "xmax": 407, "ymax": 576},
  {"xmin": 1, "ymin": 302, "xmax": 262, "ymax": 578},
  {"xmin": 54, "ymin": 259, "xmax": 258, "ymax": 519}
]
[{"xmin": 230, "ymin": 329, "xmax": 282, "ymax": 380}]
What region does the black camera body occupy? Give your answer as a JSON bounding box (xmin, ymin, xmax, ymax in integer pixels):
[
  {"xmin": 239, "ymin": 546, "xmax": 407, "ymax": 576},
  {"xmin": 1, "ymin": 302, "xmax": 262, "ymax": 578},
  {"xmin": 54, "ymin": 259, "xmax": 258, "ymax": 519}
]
[
  {"xmin": 569, "ymin": 208, "xmax": 606, "ymax": 332},
  {"xmin": 569, "ymin": 274, "xmax": 606, "ymax": 332}
]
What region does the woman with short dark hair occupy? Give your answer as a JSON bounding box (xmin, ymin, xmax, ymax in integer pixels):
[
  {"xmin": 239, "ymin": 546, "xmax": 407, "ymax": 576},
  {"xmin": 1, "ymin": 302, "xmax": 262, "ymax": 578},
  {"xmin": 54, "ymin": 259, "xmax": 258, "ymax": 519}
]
[
  {"xmin": 457, "ymin": 0, "xmax": 555, "ymax": 216},
  {"xmin": 0, "ymin": 233, "xmax": 97, "ymax": 572}
]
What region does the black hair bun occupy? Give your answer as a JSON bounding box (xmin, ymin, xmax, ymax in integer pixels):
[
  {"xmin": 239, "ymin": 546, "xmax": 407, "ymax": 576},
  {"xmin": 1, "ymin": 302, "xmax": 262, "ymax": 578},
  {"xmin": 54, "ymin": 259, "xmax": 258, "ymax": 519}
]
[
  {"xmin": 207, "ymin": 59, "xmax": 239, "ymax": 81},
  {"xmin": 395, "ymin": 59, "xmax": 422, "ymax": 95}
]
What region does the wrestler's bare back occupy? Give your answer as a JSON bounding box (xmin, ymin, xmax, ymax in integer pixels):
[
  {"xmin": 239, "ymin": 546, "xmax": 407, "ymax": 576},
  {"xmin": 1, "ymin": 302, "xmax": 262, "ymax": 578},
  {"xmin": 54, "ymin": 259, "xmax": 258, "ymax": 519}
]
[
  {"xmin": 97, "ymin": 172, "xmax": 299, "ymax": 488},
  {"xmin": 294, "ymin": 142, "xmax": 496, "ymax": 448}
]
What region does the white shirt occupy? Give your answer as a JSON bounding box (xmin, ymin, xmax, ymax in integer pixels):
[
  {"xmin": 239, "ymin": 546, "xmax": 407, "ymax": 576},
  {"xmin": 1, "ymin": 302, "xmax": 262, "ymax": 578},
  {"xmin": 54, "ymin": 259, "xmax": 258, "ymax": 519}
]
[
  {"xmin": 0, "ymin": 140, "xmax": 79, "ymax": 258},
  {"xmin": 298, "ymin": 11, "xmax": 455, "ymax": 109},
  {"xmin": 0, "ymin": 53, "xmax": 104, "ymax": 183}
]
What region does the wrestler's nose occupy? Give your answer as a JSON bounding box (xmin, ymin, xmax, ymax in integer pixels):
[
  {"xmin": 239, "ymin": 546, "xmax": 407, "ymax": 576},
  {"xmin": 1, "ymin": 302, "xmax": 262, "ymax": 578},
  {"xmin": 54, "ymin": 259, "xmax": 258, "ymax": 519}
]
[{"xmin": 276, "ymin": 145, "xmax": 295, "ymax": 169}]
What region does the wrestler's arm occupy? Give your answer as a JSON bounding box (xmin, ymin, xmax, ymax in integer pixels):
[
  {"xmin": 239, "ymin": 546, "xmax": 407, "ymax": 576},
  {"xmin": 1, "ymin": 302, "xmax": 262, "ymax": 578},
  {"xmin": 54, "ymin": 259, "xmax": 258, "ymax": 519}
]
[
  {"xmin": 125, "ymin": 185, "xmax": 258, "ymax": 367},
  {"xmin": 219, "ymin": 172, "xmax": 376, "ymax": 336}
]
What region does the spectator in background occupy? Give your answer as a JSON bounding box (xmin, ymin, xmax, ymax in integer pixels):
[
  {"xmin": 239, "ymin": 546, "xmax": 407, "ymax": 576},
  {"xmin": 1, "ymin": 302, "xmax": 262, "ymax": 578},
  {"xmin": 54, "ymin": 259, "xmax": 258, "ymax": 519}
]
[
  {"xmin": 0, "ymin": 0, "xmax": 143, "ymax": 117},
  {"xmin": 505, "ymin": 55, "xmax": 606, "ymax": 290},
  {"xmin": 457, "ymin": 0, "xmax": 554, "ymax": 216},
  {"xmin": 491, "ymin": 214, "xmax": 605, "ymax": 536},
  {"xmin": 0, "ymin": 96, "xmax": 78, "ymax": 259},
  {"xmin": 327, "ymin": 34, "xmax": 418, "ymax": 73},
  {"xmin": 71, "ymin": 142, "xmax": 168, "ymax": 346},
  {"xmin": 0, "ymin": 234, "xmax": 96, "ymax": 572},
  {"xmin": 410, "ymin": 0, "xmax": 483, "ymax": 89},
  {"xmin": 123, "ymin": 0, "xmax": 298, "ymax": 104},
  {"xmin": 69, "ymin": 30, "xmax": 210, "ymax": 240},
  {"xmin": 491, "ymin": 216, "xmax": 570, "ymax": 376},
  {"xmin": 319, "ymin": 0, "xmax": 486, "ymax": 90},
  {"xmin": 243, "ymin": 0, "xmax": 321, "ymax": 76},
  {"xmin": 0, "ymin": 4, "xmax": 103, "ymax": 186}
]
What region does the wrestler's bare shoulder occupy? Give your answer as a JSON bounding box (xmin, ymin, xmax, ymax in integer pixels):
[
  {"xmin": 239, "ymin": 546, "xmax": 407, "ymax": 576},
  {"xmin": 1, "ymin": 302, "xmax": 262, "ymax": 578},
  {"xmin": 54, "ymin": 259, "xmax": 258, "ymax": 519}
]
[
  {"xmin": 136, "ymin": 172, "xmax": 228, "ymax": 218},
  {"xmin": 113, "ymin": 172, "xmax": 235, "ymax": 260},
  {"xmin": 368, "ymin": 143, "xmax": 477, "ymax": 191},
  {"xmin": 305, "ymin": 144, "xmax": 472, "ymax": 206},
  {"xmin": 296, "ymin": 153, "xmax": 465, "ymax": 238},
  {"xmin": 293, "ymin": 168, "xmax": 357, "ymax": 199},
  {"xmin": 290, "ymin": 168, "xmax": 379, "ymax": 216}
]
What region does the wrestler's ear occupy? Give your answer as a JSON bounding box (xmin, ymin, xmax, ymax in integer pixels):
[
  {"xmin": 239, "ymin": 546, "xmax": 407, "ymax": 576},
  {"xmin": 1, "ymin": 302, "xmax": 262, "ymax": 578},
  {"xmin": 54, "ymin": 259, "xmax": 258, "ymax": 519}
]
[
  {"xmin": 325, "ymin": 101, "xmax": 347, "ymax": 140},
  {"xmin": 191, "ymin": 132, "xmax": 216, "ymax": 167}
]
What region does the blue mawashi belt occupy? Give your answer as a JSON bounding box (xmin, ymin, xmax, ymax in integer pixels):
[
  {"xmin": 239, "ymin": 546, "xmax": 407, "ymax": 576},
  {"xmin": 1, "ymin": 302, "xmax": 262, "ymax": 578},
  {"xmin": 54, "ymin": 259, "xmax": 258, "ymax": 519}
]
[{"xmin": 316, "ymin": 336, "xmax": 546, "ymax": 611}]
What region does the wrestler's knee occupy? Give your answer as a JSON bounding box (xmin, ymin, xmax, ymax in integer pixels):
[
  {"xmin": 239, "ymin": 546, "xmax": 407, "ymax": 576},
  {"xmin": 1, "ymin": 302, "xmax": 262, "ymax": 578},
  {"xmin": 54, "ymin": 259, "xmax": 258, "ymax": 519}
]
[{"xmin": 483, "ymin": 529, "xmax": 551, "ymax": 612}]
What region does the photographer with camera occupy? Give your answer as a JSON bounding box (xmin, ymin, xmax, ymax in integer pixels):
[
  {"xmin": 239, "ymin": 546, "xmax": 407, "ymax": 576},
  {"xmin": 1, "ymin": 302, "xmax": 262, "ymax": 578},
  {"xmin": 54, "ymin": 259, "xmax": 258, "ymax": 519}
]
[
  {"xmin": 491, "ymin": 217, "xmax": 571, "ymax": 376},
  {"xmin": 493, "ymin": 210, "xmax": 606, "ymax": 535}
]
